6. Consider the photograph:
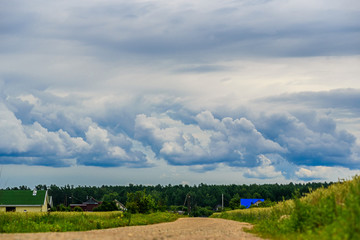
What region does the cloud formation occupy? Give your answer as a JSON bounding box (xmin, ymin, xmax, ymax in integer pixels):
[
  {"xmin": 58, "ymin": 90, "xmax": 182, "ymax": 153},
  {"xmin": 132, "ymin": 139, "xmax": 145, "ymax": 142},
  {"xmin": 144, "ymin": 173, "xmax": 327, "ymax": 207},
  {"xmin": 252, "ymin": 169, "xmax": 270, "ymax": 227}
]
[
  {"xmin": 0, "ymin": 97, "xmax": 149, "ymax": 168},
  {"xmin": 135, "ymin": 111, "xmax": 285, "ymax": 167},
  {"xmin": 254, "ymin": 112, "xmax": 358, "ymax": 167},
  {"xmin": 1, "ymin": 86, "xmax": 360, "ymax": 177},
  {"xmin": 1, "ymin": 1, "xmax": 359, "ymax": 183}
]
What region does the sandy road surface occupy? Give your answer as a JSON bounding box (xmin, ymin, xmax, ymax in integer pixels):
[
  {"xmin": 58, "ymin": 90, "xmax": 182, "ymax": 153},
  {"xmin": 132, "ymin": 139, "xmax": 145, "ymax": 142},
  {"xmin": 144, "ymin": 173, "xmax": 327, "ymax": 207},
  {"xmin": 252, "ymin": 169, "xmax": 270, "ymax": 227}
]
[{"xmin": 0, "ymin": 218, "xmax": 264, "ymax": 240}]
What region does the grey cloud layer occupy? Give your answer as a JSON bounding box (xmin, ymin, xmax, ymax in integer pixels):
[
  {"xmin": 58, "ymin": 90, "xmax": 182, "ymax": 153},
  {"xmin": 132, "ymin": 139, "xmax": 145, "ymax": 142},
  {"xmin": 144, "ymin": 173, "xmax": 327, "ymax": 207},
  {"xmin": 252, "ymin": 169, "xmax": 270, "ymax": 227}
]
[
  {"xmin": 261, "ymin": 89, "xmax": 360, "ymax": 111},
  {"xmin": 1, "ymin": 0, "xmax": 359, "ymax": 63}
]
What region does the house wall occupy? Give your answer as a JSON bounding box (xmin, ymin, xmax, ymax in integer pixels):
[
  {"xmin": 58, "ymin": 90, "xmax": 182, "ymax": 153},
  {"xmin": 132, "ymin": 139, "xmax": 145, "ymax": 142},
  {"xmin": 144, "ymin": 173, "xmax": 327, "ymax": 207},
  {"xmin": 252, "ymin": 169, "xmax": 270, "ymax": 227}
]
[
  {"xmin": 0, "ymin": 206, "xmax": 44, "ymax": 212},
  {"xmin": 42, "ymin": 197, "xmax": 49, "ymax": 212},
  {"xmin": 16, "ymin": 206, "xmax": 44, "ymax": 212}
]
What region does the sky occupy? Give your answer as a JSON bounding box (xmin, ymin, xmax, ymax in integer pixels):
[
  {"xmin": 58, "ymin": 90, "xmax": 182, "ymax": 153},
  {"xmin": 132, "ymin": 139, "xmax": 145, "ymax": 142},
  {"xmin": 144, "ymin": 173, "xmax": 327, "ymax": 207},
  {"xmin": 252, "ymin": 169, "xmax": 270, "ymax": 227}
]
[{"xmin": 0, "ymin": 0, "xmax": 360, "ymax": 188}]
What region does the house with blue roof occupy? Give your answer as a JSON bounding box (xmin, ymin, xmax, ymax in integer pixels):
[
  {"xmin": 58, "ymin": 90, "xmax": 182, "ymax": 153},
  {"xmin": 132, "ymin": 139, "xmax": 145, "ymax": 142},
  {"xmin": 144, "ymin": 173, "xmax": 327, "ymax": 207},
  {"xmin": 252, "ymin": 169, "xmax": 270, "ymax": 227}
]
[{"xmin": 240, "ymin": 198, "xmax": 264, "ymax": 208}]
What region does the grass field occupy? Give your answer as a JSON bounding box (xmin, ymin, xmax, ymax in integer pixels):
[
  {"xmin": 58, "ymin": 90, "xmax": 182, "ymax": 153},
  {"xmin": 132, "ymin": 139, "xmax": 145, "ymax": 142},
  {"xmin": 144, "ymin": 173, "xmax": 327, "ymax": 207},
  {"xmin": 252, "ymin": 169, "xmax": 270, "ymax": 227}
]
[
  {"xmin": 212, "ymin": 175, "xmax": 360, "ymax": 240},
  {"xmin": 0, "ymin": 211, "xmax": 182, "ymax": 233}
]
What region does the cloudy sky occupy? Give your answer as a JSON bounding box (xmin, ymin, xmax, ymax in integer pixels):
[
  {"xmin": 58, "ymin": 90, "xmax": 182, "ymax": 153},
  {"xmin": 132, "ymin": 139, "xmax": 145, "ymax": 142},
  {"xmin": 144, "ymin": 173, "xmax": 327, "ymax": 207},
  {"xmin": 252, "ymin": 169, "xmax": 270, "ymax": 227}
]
[{"xmin": 1, "ymin": 0, "xmax": 360, "ymax": 188}]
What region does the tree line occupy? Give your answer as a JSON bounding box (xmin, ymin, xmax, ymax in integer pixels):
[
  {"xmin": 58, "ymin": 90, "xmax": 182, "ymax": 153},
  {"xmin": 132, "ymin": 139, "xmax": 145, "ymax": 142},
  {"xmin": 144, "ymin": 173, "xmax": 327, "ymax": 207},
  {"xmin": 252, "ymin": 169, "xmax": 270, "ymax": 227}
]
[{"xmin": 7, "ymin": 181, "xmax": 333, "ymax": 211}]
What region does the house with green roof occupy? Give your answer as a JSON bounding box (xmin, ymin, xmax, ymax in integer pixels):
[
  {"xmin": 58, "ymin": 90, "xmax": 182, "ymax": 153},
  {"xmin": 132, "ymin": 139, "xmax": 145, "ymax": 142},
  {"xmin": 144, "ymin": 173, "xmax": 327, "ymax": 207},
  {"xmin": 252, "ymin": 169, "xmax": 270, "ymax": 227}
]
[{"xmin": 0, "ymin": 189, "xmax": 52, "ymax": 212}]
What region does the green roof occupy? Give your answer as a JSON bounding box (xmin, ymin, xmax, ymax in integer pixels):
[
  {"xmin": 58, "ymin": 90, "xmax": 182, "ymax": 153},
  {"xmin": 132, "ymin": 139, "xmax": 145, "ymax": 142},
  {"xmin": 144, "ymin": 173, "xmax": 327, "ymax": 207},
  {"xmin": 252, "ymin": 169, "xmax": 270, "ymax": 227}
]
[{"xmin": 0, "ymin": 190, "xmax": 47, "ymax": 206}]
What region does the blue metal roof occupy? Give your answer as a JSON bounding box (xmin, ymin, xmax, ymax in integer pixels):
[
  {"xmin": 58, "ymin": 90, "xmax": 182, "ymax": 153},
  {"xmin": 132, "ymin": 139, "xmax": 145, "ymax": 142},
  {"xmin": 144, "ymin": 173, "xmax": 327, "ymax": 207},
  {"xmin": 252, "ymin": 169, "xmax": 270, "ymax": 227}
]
[{"xmin": 240, "ymin": 199, "xmax": 264, "ymax": 208}]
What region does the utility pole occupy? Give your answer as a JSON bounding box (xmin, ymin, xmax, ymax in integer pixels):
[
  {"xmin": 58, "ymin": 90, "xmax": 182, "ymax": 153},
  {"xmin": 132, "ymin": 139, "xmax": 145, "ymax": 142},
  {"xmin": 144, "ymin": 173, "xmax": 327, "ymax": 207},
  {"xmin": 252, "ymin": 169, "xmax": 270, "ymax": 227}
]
[
  {"xmin": 187, "ymin": 194, "xmax": 191, "ymax": 215},
  {"xmin": 182, "ymin": 193, "xmax": 191, "ymax": 215},
  {"xmin": 222, "ymin": 194, "xmax": 224, "ymax": 211}
]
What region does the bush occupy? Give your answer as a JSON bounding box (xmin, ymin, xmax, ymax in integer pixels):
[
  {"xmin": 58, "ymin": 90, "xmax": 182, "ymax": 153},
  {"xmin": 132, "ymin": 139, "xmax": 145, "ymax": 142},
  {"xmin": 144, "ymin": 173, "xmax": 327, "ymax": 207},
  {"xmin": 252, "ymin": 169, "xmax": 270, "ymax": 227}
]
[
  {"xmin": 190, "ymin": 206, "xmax": 214, "ymax": 217},
  {"xmin": 93, "ymin": 201, "xmax": 118, "ymax": 212},
  {"xmin": 73, "ymin": 206, "xmax": 83, "ymax": 212},
  {"xmin": 56, "ymin": 204, "xmax": 71, "ymax": 212}
]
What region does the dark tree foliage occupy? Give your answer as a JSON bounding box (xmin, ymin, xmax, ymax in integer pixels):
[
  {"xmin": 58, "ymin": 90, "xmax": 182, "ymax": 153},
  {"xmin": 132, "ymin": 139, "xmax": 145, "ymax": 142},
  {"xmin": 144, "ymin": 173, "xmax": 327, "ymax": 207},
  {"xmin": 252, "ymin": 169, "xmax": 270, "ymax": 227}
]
[
  {"xmin": 7, "ymin": 181, "xmax": 333, "ymax": 209},
  {"xmin": 93, "ymin": 201, "xmax": 118, "ymax": 212}
]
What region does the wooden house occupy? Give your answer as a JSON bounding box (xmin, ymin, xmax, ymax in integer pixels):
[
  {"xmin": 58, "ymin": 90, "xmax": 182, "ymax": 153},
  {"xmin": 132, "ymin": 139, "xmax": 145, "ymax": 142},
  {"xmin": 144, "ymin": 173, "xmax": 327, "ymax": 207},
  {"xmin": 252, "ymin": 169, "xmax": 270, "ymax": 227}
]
[
  {"xmin": 70, "ymin": 197, "xmax": 101, "ymax": 211},
  {"xmin": 0, "ymin": 189, "xmax": 52, "ymax": 212}
]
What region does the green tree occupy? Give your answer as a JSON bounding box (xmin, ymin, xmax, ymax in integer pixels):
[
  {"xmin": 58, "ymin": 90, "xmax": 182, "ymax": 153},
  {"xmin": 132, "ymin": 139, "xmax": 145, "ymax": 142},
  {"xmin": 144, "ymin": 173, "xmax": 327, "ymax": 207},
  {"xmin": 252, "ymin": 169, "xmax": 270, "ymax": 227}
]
[
  {"xmin": 253, "ymin": 192, "xmax": 262, "ymax": 199},
  {"xmin": 126, "ymin": 190, "xmax": 156, "ymax": 213},
  {"xmin": 103, "ymin": 192, "xmax": 119, "ymax": 202},
  {"xmin": 229, "ymin": 193, "xmax": 241, "ymax": 209}
]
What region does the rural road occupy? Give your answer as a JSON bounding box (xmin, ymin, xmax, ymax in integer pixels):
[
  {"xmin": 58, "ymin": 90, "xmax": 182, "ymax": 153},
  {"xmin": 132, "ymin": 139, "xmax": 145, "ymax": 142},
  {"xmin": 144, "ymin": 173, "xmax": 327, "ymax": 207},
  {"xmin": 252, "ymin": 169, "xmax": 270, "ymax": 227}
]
[{"xmin": 1, "ymin": 218, "xmax": 264, "ymax": 240}]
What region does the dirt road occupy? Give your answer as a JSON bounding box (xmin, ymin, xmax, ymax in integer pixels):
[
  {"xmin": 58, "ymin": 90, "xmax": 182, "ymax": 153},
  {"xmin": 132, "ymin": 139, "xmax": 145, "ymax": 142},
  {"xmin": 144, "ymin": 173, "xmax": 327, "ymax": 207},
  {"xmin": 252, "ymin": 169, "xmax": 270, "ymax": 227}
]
[{"xmin": 0, "ymin": 218, "xmax": 264, "ymax": 240}]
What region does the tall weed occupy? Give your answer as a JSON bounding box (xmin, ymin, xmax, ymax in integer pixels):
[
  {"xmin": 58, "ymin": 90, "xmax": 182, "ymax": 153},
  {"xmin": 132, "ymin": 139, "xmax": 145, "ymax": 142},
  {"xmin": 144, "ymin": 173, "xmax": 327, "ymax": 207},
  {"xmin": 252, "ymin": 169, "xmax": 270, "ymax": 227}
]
[
  {"xmin": 0, "ymin": 211, "xmax": 182, "ymax": 233},
  {"xmin": 212, "ymin": 175, "xmax": 360, "ymax": 240}
]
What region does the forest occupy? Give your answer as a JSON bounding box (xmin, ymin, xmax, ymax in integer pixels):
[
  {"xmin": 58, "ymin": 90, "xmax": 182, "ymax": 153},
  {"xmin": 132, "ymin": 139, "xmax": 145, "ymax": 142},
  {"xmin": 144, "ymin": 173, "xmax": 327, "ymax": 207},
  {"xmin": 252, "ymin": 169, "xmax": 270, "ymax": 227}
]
[{"xmin": 8, "ymin": 181, "xmax": 333, "ymax": 210}]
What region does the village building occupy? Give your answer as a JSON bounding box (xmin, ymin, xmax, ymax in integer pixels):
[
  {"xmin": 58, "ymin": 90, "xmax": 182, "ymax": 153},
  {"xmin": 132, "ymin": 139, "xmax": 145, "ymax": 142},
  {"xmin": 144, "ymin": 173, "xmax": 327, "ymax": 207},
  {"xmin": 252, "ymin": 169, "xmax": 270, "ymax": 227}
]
[
  {"xmin": 114, "ymin": 199, "xmax": 127, "ymax": 211},
  {"xmin": 70, "ymin": 197, "xmax": 101, "ymax": 211},
  {"xmin": 0, "ymin": 189, "xmax": 53, "ymax": 212},
  {"xmin": 240, "ymin": 198, "xmax": 264, "ymax": 208},
  {"xmin": 70, "ymin": 197, "xmax": 126, "ymax": 211}
]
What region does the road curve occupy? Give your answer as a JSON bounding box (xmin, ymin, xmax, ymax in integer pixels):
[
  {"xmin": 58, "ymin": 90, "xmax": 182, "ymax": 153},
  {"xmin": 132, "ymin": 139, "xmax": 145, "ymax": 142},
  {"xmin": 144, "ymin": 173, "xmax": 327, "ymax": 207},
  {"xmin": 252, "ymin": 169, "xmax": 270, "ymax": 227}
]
[{"xmin": 1, "ymin": 217, "xmax": 264, "ymax": 240}]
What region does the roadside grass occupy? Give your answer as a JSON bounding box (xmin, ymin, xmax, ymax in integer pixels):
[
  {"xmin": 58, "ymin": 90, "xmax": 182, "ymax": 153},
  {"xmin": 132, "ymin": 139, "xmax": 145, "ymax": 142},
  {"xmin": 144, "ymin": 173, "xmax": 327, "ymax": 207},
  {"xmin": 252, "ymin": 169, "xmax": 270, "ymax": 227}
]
[
  {"xmin": 211, "ymin": 175, "xmax": 360, "ymax": 240},
  {"xmin": 0, "ymin": 211, "xmax": 182, "ymax": 233}
]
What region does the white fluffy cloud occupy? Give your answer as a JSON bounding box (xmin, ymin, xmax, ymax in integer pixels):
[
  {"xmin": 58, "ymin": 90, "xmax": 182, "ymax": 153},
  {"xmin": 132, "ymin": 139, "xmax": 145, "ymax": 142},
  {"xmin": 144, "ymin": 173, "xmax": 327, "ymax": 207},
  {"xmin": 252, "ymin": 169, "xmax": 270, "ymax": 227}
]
[
  {"xmin": 244, "ymin": 155, "xmax": 283, "ymax": 179},
  {"xmin": 0, "ymin": 102, "xmax": 28, "ymax": 153},
  {"xmin": 0, "ymin": 98, "xmax": 150, "ymax": 167},
  {"xmin": 135, "ymin": 111, "xmax": 285, "ymax": 167}
]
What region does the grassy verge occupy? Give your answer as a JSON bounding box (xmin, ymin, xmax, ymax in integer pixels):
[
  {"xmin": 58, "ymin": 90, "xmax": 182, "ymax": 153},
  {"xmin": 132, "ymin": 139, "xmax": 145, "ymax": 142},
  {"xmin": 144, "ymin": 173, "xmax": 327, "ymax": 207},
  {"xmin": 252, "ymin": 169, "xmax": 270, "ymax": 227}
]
[
  {"xmin": 0, "ymin": 211, "xmax": 182, "ymax": 233},
  {"xmin": 211, "ymin": 175, "xmax": 360, "ymax": 240}
]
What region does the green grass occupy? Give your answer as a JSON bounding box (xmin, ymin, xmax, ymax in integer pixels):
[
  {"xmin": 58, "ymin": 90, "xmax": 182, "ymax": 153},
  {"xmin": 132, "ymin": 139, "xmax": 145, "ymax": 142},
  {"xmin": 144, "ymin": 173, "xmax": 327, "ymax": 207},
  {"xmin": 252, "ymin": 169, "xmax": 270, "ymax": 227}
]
[
  {"xmin": 211, "ymin": 175, "xmax": 360, "ymax": 240},
  {"xmin": 0, "ymin": 211, "xmax": 182, "ymax": 233}
]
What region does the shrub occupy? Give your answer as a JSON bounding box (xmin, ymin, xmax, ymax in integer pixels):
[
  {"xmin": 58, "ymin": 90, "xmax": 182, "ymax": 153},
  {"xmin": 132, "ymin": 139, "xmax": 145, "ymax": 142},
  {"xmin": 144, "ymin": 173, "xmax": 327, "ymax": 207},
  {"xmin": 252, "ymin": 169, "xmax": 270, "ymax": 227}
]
[
  {"xmin": 73, "ymin": 206, "xmax": 83, "ymax": 212},
  {"xmin": 93, "ymin": 201, "xmax": 118, "ymax": 212}
]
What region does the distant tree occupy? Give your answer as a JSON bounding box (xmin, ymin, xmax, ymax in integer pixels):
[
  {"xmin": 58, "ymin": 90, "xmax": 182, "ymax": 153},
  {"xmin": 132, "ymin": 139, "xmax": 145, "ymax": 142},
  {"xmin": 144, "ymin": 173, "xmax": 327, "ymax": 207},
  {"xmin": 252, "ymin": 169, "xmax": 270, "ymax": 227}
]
[
  {"xmin": 42, "ymin": 182, "xmax": 334, "ymax": 209},
  {"xmin": 102, "ymin": 192, "xmax": 119, "ymax": 202},
  {"xmin": 36, "ymin": 184, "xmax": 47, "ymax": 190},
  {"xmin": 253, "ymin": 192, "xmax": 262, "ymax": 199},
  {"xmin": 229, "ymin": 193, "xmax": 241, "ymax": 209},
  {"xmin": 126, "ymin": 190, "xmax": 156, "ymax": 213},
  {"xmin": 150, "ymin": 190, "xmax": 167, "ymax": 211}
]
